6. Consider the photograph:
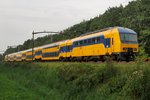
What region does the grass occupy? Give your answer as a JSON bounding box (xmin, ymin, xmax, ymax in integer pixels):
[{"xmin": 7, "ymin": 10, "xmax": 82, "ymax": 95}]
[{"xmin": 0, "ymin": 61, "xmax": 150, "ymax": 100}]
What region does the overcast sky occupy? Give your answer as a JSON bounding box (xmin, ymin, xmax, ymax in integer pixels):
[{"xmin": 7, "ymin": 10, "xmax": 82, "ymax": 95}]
[{"xmin": 0, "ymin": 0, "xmax": 133, "ymax": 52}]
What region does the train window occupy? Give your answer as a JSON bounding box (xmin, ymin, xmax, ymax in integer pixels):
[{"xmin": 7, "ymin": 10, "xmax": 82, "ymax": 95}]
[
  {"xmin": 35, "ymin": 51, "xmax": 42, "ymax": 55},
  {"xmin": 67, "ymin": 46, "xmax": 69, "ymax": 50},
  {"xmin": 75, "ymin": 42, "xmax": 78, "ymax": 46},
  {"xmin": 77, "ymin": 42, "xmax": 80, "ymax": 46},
  {"xmin": 63, "ymin": 47, "xmax": 65, "ymax": 52},
  {"xmin": 67, "ymin": 46, "xmax": 71, "ymax": 50},
  {"xmin": 80, "ymin": 41, "xmax": 83, "ymax": 45},
  {"xmin": 84, "ymin": 40, "xmax": 87, "ymax": 44},
  {"xmin": 67, "ymin": 45, "xmax": 72, "ymax": 51},
  {"xmin": 88, "ymin": 39, "xmax": 91, "ymax": 44},
  {"xmin": 97, "ymin": 37, "xmax": 100, "ymax": 42},
  {"xmin": 106, "ymin": 38, "xmax": 110, "ymax": 48},
  {"xmin": 66, "ymin": 46, "xmax": 69, "ymax": 50},
  {"xmin": 95, "ymin": 38, "xmax": 98, "ymax": 43},
  {"xmin": 42, "ymin": 52, "xmax": 59, "ymax": 57},
  {"xmin": 69, "ymin": 45, "xmax": 72, "ymax": 50},
  {"xmin": 92, "ymin": 38, "xmax": 96, "ymax": 43}
]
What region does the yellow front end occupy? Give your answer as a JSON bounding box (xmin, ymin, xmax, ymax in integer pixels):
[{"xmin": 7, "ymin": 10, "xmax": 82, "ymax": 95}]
[
  {"xmin": 112, "ymin": 27, "xmax": 139, "ymax": 60},
  {"xmin": 121, "ymin": 44, "xmax": 138, "ymax": 53}
]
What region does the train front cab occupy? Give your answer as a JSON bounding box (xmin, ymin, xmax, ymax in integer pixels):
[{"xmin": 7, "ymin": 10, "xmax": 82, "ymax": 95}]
[{"xmin": 110, "ymin": 27, "xmax": 138, "ymax": 61}]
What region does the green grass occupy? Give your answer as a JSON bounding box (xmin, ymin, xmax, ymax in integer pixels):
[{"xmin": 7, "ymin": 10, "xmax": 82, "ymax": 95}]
[{"xmin": 0, "ymin": 61, "xmax": 150, "ymax": 100}]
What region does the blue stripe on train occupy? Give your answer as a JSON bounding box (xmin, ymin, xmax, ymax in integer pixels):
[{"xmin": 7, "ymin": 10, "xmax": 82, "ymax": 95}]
[{"xmin": 60, "ymin": 35, "xmax": 111, "ymax": 53}]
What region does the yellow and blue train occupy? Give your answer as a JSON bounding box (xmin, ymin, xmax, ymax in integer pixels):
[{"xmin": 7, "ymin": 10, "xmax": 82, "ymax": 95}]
[{"xmin": 5, "ymin": 27, "xmax": 139, "ymax": 62}]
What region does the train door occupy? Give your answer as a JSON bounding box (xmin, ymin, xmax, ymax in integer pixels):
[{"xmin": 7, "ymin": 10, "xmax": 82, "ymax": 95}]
[{"xmin": 106, "ymin": 38, "xmax": 111, "ymax": 55}]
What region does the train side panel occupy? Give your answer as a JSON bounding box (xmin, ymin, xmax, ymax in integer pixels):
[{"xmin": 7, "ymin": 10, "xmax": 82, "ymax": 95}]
[{"xmin": 42, "ymin": 45, "xmax": 59, "ymax": 61}]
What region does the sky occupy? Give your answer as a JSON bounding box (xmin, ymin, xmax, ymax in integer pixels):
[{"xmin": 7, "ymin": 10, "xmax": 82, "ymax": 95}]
[{"xmin": 0, "ymin": 0, "xmax": 134, "ymax": 52}]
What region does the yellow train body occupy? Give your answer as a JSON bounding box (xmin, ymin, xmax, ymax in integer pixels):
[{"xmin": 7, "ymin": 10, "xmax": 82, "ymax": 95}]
[
  {"xmin": 16, "ymin": 52, "xmax": 22, "ymax": 62},
  {"xmin": 41, "ymin": 42, "xmax": 61, "ymax": 61},
  {"xmin": 25, "ymin": 49, "xmax": 33, "ymax": 61},
  {"xmin": 5, "ymin": 27, "xmax": 139, "ymax": 62}
]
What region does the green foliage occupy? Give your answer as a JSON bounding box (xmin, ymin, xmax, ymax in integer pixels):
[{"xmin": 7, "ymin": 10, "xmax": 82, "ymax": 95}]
[
  {"xmin": 0, "ymin": 62, "xmax": 150, "ymax": 100},
  {"xmin": 0, "ymin": 54, "xmax": 3, "ymax": 61},
  {"xmin": 139, "ymin": 30, "xmax": 150, "ymax": 56},
  {"xmin": 122, "ymin": 70, "xmax": 144, "ymax": 99}
]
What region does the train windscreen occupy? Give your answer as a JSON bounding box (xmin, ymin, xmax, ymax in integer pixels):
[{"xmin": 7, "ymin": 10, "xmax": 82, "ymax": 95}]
[{"xmin": 118, "ymin": 27, "xmax": 138, "ymax": 44}]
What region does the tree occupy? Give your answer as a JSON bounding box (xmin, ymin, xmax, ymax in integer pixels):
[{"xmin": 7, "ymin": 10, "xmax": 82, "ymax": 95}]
[{"xmin": 0, "ymin": 54, "xmax": 3, "ymax": 61}]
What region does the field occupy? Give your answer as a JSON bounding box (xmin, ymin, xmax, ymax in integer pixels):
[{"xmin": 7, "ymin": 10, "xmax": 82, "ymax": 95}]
[{"xmin": 0, "ymin": 61, "xmax": 150, "ymax": 100}]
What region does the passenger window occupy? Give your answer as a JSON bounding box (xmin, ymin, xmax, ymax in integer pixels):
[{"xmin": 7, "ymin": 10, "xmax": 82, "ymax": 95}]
[
  {"xmin": 70, "ymin": 46, "xmax": 72, "ymax": 50},
  {"xmin": 88, "ymin": 39, "xmax": 91, "ymax": 44},
  {"xmin": 97, "ymin": 37, "xmax": 100, "ymax": 42},
  {"xmin": 95, "ymin": 38, "xmax": 98, "ymax": 43},
  {"xmin": 69, "ymin": 46, "xmax": 72, "ymax": 50},
  {"xmin": 84, "ymin": 40, "xmax": 87, "ymax": 44},
  {"xmin": 78, "ymin": 42, "xmax": 80, "ymax": 46},
  {"xmin": 80, "ymin": 41, "xmax": 83, "ymax": 45},
  {"xmin": 92, "ymin": 38, "xmax": 95, "ymax": 43},
  {"xmin": 75, "ymin": 42, "xmax": 77, "ymax": 46}
]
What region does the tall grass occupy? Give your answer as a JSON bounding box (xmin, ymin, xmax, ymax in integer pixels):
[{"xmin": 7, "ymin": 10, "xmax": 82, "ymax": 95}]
[{"xmin": 0, "ymin": 61, "xmax": 150, "ymax": 100}]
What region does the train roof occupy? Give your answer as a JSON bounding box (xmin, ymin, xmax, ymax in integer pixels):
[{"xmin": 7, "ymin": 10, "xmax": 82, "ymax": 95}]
[
  {"xmin": 72, "ymin": 27, "xmax": 115, "ymax": 41},
  {"xmin": 79, "ymin": 26, "xmax": 137, "ymax": 37},
  {"xmin": 79, "ymin": 27, "xmax": 114, "ymax": 37},
  {"xmin": 118, "ymin": 27, "xmax": 137, "ymax": 34},
  {"xmin": 72, "ymin": 27, "xmax": 137, "ymax": 42}
]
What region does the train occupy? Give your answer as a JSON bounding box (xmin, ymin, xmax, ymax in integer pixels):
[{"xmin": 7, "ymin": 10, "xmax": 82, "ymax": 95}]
[{"xmin": 5, "ymin": 27, "xmax": 139, "ymax": 62}]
